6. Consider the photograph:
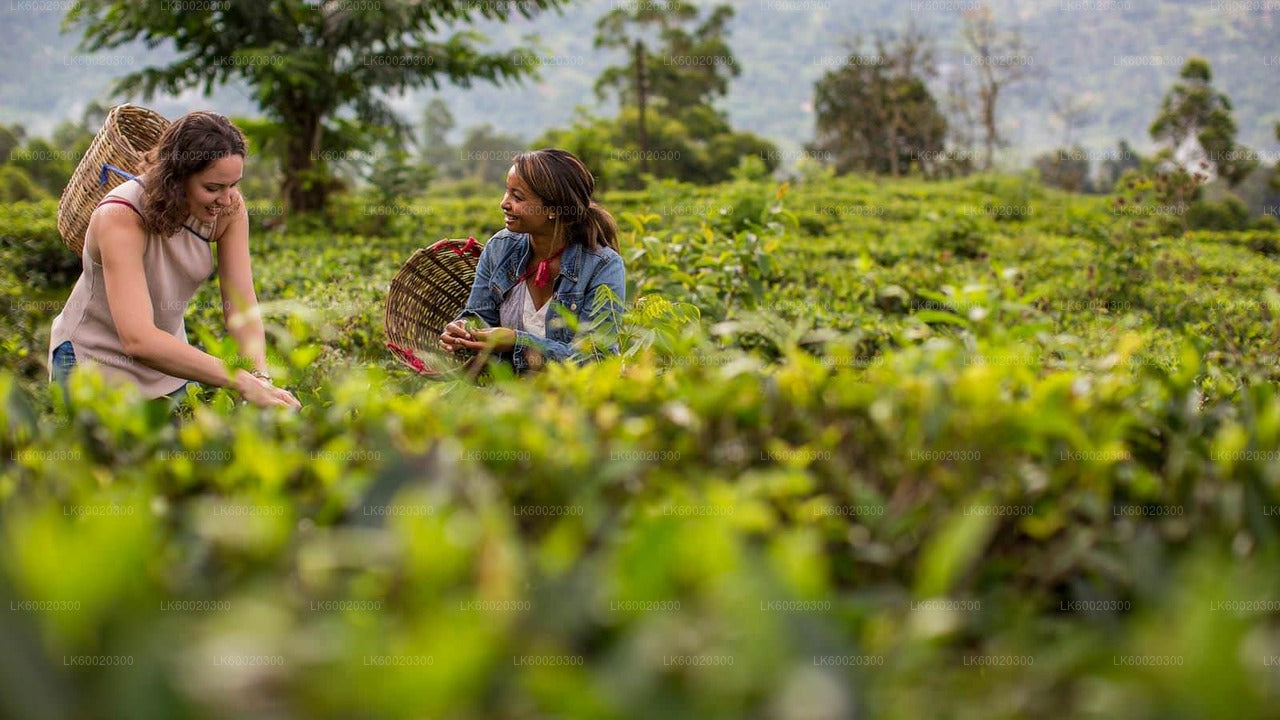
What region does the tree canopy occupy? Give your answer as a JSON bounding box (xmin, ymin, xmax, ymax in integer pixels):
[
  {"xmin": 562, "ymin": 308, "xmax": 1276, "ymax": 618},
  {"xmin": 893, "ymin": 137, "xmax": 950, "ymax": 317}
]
[
  {"xmin": 534, "ymin": 0, "xmax": 774, "ymax": 190},
  {"xmin": 66, "ymin": 0, "xmax": 568, "ymax": 212},
  {"xmin": 594, "ymin": 0, "xmax": 738, "ymax": 114},
  {"xmin": 809, "ymin": 27, "xmax": 948, "ymax": 177},
  {"xmin": 1149, "ymin": 57, "xmax": 1256, "ymax": 186}
]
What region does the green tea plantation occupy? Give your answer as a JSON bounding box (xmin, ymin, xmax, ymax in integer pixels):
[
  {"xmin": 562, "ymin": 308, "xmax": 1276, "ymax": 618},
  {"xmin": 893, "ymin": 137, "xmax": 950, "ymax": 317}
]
[{"xmin": 3, "ymin": 173, "xmax": 1280, "ymax": 719}]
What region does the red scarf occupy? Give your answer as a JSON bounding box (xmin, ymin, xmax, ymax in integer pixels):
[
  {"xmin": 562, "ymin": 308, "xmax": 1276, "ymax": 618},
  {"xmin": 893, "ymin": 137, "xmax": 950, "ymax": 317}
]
[{"xmin": 518, "ymin": 244, "xmax": 566, "ymax": 289}]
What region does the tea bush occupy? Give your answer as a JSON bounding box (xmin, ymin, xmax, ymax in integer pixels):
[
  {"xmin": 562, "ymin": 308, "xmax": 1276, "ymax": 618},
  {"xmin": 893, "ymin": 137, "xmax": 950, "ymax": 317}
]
[
  {"xmin": 1188, "ymin": 195, "xmax": 1252, "ymax": 231},
  {"xmin": 3, "ymin": 174, "xmax": 1280, "ymax": 719},
  {"xmin": 928, "ymin": 214, "xmax": 987, "ymax": 259},
  {"xmin": 0, "ymin": 200, "xmax": 80, "ymax": 289}
]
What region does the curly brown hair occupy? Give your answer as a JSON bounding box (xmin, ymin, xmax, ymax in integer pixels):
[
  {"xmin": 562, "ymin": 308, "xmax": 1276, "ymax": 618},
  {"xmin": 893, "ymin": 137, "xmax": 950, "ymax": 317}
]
[{"xmin": 138, "ymin": 111, "xmax": 246, "ymax": 238}]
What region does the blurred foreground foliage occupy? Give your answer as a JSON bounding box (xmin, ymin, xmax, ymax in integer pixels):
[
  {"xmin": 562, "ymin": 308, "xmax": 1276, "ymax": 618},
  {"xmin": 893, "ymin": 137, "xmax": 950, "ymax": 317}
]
[{"xmin": 3, "ymin": 173, "xmax": 1280, "ymax": 718}]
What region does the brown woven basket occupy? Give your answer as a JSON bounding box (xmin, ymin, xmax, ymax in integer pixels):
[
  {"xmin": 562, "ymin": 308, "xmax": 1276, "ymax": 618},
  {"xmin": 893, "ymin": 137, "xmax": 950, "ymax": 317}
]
[
  {"xmin": 57, "ymin": 104, "xmax": 170, "ymax": 255},
  {"xmin": 384, "ymin": 236, "xmax": 486, "ymax": 376}
]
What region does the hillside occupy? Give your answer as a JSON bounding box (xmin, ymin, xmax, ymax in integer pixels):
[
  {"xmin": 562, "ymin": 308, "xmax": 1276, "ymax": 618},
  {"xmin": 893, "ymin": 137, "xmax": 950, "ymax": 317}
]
[{"xmin": 1, "ymin": 0, "xmax": 1278, "ymax": 165}]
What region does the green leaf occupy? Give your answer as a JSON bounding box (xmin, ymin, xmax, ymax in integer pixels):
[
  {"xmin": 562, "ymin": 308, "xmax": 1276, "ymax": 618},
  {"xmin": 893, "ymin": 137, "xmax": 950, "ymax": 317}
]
[{"xmin": 915, "ymin": 494, "xmax": 999, "ymax": 598}]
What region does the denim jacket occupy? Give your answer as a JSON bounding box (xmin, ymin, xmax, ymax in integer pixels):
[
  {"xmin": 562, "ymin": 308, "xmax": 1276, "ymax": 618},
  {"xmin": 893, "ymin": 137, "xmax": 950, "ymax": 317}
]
[{"xmin": 456, "ymin": 229, "xmax": 626, "ymax": 372}]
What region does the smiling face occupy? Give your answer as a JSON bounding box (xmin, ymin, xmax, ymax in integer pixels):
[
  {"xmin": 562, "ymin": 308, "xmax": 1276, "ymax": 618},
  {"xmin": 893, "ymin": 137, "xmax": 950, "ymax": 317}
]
[
  {"xmin": 185, "ymin": 154, "xmax": 243, "ymax": 223},
  {"xmin": 500, "ymin": 165, "xmax": 555, "ymax": 237}
]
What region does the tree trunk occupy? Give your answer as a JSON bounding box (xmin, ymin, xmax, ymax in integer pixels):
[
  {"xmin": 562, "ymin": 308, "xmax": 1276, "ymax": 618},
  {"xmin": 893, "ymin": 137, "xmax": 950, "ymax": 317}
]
[
  {"xmin": 888, "ymin": 92, "xmax": 903, "ymax": 177},
  {"xmin": 634, "ymin": 40, "xmax": 649, "ymax": 175},
  {"xmin": 282, "ymin": 111, "xmax": 327, "ymax": 214},
  {"xmin": 981, "ymin": 84, "xmax": 999, "ymax": 171}
]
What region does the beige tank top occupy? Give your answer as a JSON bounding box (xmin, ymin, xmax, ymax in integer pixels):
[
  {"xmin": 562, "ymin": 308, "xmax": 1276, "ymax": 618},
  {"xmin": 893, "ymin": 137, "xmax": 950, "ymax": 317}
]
[{"xmin": 48, "ymin": 179, "xmax": 216, "ymax": 398}]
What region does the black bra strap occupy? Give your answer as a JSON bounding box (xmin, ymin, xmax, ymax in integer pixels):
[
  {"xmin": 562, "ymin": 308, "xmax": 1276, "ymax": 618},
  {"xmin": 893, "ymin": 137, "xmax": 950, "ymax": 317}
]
[{"xmin": 184, "ymin": 223, "xmax": 214, "ymax": 244}]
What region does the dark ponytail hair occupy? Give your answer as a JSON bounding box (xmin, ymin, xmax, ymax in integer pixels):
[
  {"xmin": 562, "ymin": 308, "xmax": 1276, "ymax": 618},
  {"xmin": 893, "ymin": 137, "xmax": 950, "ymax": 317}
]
[{"xmin": 512, "ymin": 148, "xmax": 618, "ymax": 252}]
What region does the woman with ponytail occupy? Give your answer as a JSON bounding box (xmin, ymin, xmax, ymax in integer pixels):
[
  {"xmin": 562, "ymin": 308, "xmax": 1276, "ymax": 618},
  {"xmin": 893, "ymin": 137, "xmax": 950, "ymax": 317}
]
[{"xmin": 440, "ymin": 148, "xmax": 626, "ymax": 372}]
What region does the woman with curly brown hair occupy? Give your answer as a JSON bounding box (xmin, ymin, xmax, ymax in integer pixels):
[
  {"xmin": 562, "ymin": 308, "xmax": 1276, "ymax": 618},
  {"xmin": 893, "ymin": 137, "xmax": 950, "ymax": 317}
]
[{"xmin": 48, "ymin": 110, "xmax": 299, "ymax": 409}]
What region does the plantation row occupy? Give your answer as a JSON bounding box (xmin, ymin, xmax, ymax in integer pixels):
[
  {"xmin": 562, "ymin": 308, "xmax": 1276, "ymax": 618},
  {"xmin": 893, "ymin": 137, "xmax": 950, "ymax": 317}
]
[{"xmin": 2, "ymin": 173, "xmax": 1280, "ymax": 718}]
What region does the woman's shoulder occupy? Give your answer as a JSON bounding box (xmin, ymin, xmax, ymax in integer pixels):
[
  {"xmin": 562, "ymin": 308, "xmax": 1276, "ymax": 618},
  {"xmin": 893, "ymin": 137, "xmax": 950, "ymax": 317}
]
[
  {"xmin": 90, "ymin": 182, "xmax": 146, "ymax": 230},
  {"xmin": 480, "ymin": 229, "xmax": 528, "ymax": 258},
  {"xmin": 85, "ymin": 187, "xmax": 147, "ymax": 263},
  {"xmin": 110, "ymin": 177, "xmax": 144, "ymax": 197},
  {"xmin": 485, "ymin": 229, "xmax": 527, "ymax": 247},
  {"xmin": 577, "ymin": 244, "xmax": 624, "ymax": 290},
  {"xmin": 211, "ymin": 188, "xmax": 248, "ymax": 243},
  {"xmin": 582, "ymin": 242, "xmax": 624, "ymax": 267}
]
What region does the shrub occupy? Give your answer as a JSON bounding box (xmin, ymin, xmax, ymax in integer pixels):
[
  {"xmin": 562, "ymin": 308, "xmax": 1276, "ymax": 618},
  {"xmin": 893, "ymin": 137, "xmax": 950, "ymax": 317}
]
[
  {"xmin": 6, "ymin": 172, "xmax": 1280, "ymax": 718},
  {"xmin": 0, "ymin": 200, "xmax": 80, "ymax": 289},
  {"xmin": 1033, "ymin": 146, "xmax": 1092, "ymax": 193},
  {"xmin": 2, "ymin": 332, "xmax": 1279, "ymax": 718},
  {"xmin": 0, "ymin": 165, "xmax": 48, "ymax": 202},
  {"xmin": 968, "ymin": 174, "xmax": 1036, "ymax": 222},
  {"xmin": 1187, "ymin": 194, "xmax": 1251, "ymax": 231},
  {"xmin": 929, "ymin": 215, "xmax": 986, "ymax": 258},
  {"xmin": 966, "ymin": 173, "xmax": 1044, "ymax": 202},
  {"xmin": 796, "ymin": 211, "xmax": 832, "ymax": 236}
]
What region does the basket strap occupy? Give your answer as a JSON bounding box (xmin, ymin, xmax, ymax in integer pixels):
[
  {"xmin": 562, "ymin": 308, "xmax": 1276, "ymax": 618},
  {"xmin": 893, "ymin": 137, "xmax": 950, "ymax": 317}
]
[{"xmin": 98, "ymin": 163, "xmax": 138, "ymax": 186}]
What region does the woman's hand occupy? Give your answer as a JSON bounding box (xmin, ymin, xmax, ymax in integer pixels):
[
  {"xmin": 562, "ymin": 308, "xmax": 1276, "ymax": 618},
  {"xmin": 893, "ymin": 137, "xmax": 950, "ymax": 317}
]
[
  {"xmin": 441, "ymin": 320, "xmax": 514, "ymax": 353},
  {"xmin": 458, "ymin": 327, "xmax": 516, "ymax": 353},
  {"xmin": 440, "ymin": 320, "xmax": 475, "ymax": 353},
  {"xmin": 233, "ymin": 369, "xmax": 301, "ymax": 410}
]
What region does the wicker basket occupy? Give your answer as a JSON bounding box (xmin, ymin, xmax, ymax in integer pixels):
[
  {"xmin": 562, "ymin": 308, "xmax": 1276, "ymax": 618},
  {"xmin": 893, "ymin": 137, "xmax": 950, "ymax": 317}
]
[
  {"xmin": 57, "ymin": 104, "xmax": 170, "ymax": 255},
  {"xmin": 384, "ymin": 236, "xmax": 486, "ymax": 376}
]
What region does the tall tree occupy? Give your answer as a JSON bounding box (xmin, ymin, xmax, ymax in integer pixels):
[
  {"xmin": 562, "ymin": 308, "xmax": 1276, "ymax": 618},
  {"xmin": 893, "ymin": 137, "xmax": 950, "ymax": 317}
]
[
  {"xmin": 420, "ymin": 97, "xmax": 457, "ymax": 175},
  {"xmin": 593, "ymin": 0, "xmax": 738, "ymax": 174},
  {"xmin": 960, "ymin": 4, "xmax": 1034, "ymax": 170},
  {"xmin": 67, "ymin": 0, "xmax": 567, "ymax": 213},
  {"xmin": 1049, "ymin": 93, "xmax": 1095, "ymax": 147},
  {"xmin": 457, "ymin": 124, "xmax": 525, "ymax": 185},
  {"xmin": 367, "ymin": 145, "xmax": 433, "ymax": 209},
  {"xmin": 1149, "ymin": 57, "xmax": 1257, "ymax": 186},
  {"xmin": 943, "ymin": 65, "xmax": 978, "ymax": 165},
  {"xmin": 1272, "ymin": 122, "xmax": 1280, "ymax": 192},
  {"xmin": 809, "ymin": 27, "xmax": 947, "ymax": 177}
]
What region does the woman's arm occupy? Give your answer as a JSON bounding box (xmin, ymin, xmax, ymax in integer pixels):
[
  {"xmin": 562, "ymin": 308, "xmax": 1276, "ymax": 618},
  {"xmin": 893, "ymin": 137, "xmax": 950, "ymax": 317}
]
[
  {"xmin": 95, "ymin": 206, "xmax": 296, "ymax": 408},
  {"xmin": 455, "ymin": 237, "xmax": 502, "ymax": 327},
  {"xmin": 213, "ymin": 194, "xmax": 268, "ymax": 373}
]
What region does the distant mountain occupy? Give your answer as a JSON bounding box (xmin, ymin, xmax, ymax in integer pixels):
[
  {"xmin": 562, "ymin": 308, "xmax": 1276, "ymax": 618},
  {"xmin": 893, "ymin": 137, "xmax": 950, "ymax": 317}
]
[{"xmin": 2, "ymin": 0, "xmax": 1277, "ymax": 169}]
